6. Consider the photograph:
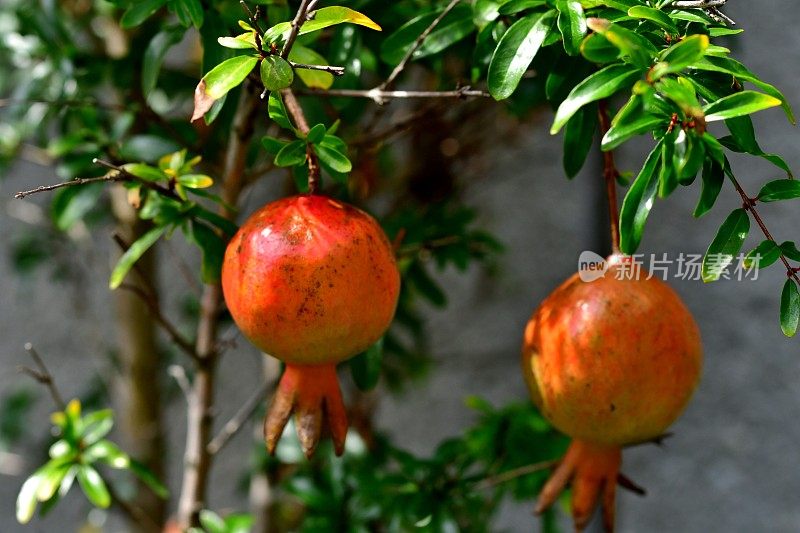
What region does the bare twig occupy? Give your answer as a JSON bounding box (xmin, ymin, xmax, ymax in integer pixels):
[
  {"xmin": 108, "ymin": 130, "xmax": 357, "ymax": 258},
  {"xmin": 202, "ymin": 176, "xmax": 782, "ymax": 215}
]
[
  {"xmin": 598, "ymin": 100, "xmax": 621, "ymax": 255},
  {"xmin": 289, "ymin": 62, "xmax": 345, "ymax": 76},
  {"xmin": 207, "ymin": 379, "xmax": 271, "ymax": 455},
  {"xmin": 15, "ymin": 175, "xmax": 123, "ymax": 199},
  {"xmin": 473, "ymin": 460, "xmax": 558, "ymax": 490},
  {"xmin": 297, "ymin": 86, "xmax": 490, "ymax": 104},
  {"xmin": 280, "ymin": 0, "xmax": 315, "ymax": 59},
  {"xmin": 168, "ymin": 365, "xmax": 193, "ymax": 403},
  {"xmin": 379, "ymin": 0, "xmax": 463, "ymax": 91},
  {"xmin": 19, "ymin": 343, "xmax": 65, "ymax": 409}
]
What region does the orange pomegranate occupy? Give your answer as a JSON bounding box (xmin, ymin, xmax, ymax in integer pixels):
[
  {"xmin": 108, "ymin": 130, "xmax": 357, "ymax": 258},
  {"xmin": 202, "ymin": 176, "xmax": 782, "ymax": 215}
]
[
  {"xmin": 521, "ymin": 255, "xmax": 702, "ymax": 531},
  {"xmin": 222, "ymin": 194, "xmax": 400, "ymax": 457}
]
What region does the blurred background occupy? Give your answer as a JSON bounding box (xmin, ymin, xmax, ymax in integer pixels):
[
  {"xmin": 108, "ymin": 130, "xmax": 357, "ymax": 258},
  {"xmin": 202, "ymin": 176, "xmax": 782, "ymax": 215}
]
[{"xmin": 2, "ymin": 1, "xmax": 799, "ymax": 531}]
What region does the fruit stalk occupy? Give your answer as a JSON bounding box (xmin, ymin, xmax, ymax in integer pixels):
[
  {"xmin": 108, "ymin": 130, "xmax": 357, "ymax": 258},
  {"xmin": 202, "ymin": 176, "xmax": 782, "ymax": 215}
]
[{"xmin": 598, "ymin": 99, "xmax": 621, "ymax": 255}]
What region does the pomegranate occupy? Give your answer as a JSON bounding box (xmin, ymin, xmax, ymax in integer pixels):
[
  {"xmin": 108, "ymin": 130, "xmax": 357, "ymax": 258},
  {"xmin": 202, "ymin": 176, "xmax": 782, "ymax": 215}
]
[
  {"xmin": 521, "ymin": 255, "xmax": 702, "ymax": 531},
  {"xmin": 222, "ymin": 194, "xmax": 400, "ymax": 457}
]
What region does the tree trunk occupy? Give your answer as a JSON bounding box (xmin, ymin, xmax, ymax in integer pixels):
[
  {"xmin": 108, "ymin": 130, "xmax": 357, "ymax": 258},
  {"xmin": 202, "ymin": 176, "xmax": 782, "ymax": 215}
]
[{"xmin": 110, "ymin": 186, "xmax": 166, "ymax": 531}]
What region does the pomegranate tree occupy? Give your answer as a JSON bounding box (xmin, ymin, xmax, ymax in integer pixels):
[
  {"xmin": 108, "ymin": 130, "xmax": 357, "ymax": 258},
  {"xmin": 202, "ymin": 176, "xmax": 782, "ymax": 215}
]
[
  {"xmin": 222, "ymin": 194, "xmax": 400, "ymax": 457},
  {"xmin": 521, "ymin": 255, "xmax": 702, "ymax": 531}
]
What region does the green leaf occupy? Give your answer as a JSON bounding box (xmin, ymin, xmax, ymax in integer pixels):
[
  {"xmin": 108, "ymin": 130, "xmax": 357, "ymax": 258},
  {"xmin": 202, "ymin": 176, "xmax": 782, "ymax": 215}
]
[
  {"xmin": 658, "ymin": 131, "xmax": 678, "ymax": 197},
  {"xmin": 268, "ymin": 92, "xmax": 293, "ymax": 130},
  {"xmin": 120, "ymin": 0, "xmax": 166, "ymax": 29},
  {"xmin": 556, "ymin": 0, "xmax": 587, "ymax": 56},
  {"xmin": 305, "ymin": 124, "xmax": 326, "ymax": 145},
  {"xmin": 129, "ymin": 459, "xmax": 169, "ymax": 499},
  {"xmin": 199, "ymin": 510, "xmax": 227, "ymax": 533},
  {"xmin": 744, "ymin": 240, "xmax": 782, "ymax": 270},
  {"xmin": 109, "ymin": 226, "xmax": 167, "ymax": 289},
  {"xmin": 350, "ymin": 338, "xmax": 383, "ymax": 391},
  {"xmin": 265, "ymin": 6, "xmax": 382, "ymax": 43},
  {"xmin": 703, "ymin": 90, "xmax": 782, "ymax": 122},
  {"xmin": 757, "ymin": 179, "xmax": 800, "ymax": 202},
  {"xmin": 35, "ymin": 461, "xmax": 70, "ymax": 503},
  {"xmin": 702, "ymin": 208, "xmax": 750, "ymax": 282},
  {"xmin": 721, "ymin": 116, "xmax": 792, "ymax": 176},
  {"xmin": 260, "ymin": 56, "xmax": 294, "ymax": 92},
  {"xmin": 499, "ymin": 0, "xmax": 547, "ymax": 15},
  {"xmin": 688, "ymin": 56, "xmax": 795, "ymax": 123},
  {"xmin": 289, "ymin": 45, "xmax": 334, "ymax": 90},
  {"xmin": 602, "ymin": 100, "xmax": 665, "ymax": 151},
  {"xmin": 619, "ymin": 141, "xmax": 662, "ymax": 254},
  {"xmin": 262, "ymin": 136, "xmax": 288, "ymax": 155},
  {"xmin": 650, "ymin": 34, "xmax": 708, "ymax": 80},
  {"xmin": 380, "ymin": 5, "xmax": 475, "ymax": 65},
  {"xmin": 122, "ymin": 163, "xmax": 167, "ymax": 182},
  {"xmin": 315, "ymin": 144, "xmax": 352, "ymax": 174},
  {"xmin": 189, "ymin": 221, "xmax": 225, "ymax": 284},
  {"xmin": 81, "ymin": 409, "xmax": 114, "ymax": 444},
  {"xmin": 173, "ymin": 0, "xmax": 203, "ymax": 28},
  {"xmin": 217, "ymin": 35, "xmax": 258, "ymax": 50},
  {"xmin": 76, "ymin": 465, "xmax": 110, "ymax": 509},
  {"xmin": 585, "ymin": 18, "xmax": 657, "ymax": 68},
  {"xmin": 580, "ymin": 32, "xmax": 620, "ymax": 63},
  {"xmin": 488, "ymin": 11, "xmax": 556, "ymax": 100},
  {"xmin": 177, "ymin": 174, "xmax": 214, "ymax": 189},
  {"xmin": 780, "ymin": 279, "xmax": 800, "ymax": 337},
  {"xmin": 85, "ymin": 440, "xmax": 130, "ymax": 469},
  {"xmin": 674, "ymin": 132, "xmax": 705, "ymax": 184},
  {"xmin": 17, "ymin": 469, "xmax": 45, "ymax": 523},
  {"xmin": 563, "ymin": 103, "xmax": 597, "ymax": 178},
  {"xmin": 193, "ymin": 56, "xmax": 259, "ymax": 121},
  {"xmin": 143, "ymin": 27, "xmax": 185, "ymax": 96},
  {"xmin": 551, "ymin": 63, "xmax": 641, "ymax": 133},
  {"xmin": 275, "ymin": 140, "xmax": 307, "ymax": 167},
  {"xmin": 627, "ymin": 6, "xmax": 678, "ymax": 34},
  {"xmin": 780, "ymin": 242, "xmax": 800, "ymax": 262}
]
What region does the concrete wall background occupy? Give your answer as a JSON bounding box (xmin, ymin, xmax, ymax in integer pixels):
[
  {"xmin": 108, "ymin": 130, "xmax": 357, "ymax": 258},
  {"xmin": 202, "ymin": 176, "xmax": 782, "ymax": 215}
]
[{"xmin": 2, "ymin": 1, "xmax": 799, "ymax": 531}]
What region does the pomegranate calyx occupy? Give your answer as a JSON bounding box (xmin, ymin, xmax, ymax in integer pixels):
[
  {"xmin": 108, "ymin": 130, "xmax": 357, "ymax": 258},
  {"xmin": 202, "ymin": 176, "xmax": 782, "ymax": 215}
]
[{"xmin": 264, "ymin": 363, "xmax": 348, "ymax": 459}]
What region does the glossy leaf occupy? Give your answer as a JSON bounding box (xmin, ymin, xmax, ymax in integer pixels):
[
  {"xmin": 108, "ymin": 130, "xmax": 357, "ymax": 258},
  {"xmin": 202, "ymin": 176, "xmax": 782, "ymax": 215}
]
[
  {"xmin": 380, "ymin": 5, "xmax": 474, "ymax": 65},
  {"xmin": 757, "ymin": 179, "xmax": 800, "ymax": 202},
  {"xmin": 316, "ymin": 144, "xmax": 352, "ymax": 174},
  {"xmin": 619, "ymin": 142, "xmax": 662, "ymax": 254},
  {"xmin": 780, "ymin": 279, "xmax": 800, "ymax": 337},
  {"xmin": 143, "ymin": 27, "xmax": 185, "ymax": 96},
  {"xmin": 586, "ymin": 17, "xmax": 657, "ymax": 68},
  {"xmin": 563, "ymin": 103, "xmax": 597, "ymax": 178},
  {"xmin": 627, "ymin": 6, "xmax": 678, "ymax": 34},
  {"xmin": 85, "ymin": 440, "xmax": 131, "ymax": 469},
  {"xmin": 650, "ymin": 34, "xmax": 708, "ymax": 80},
  {"xmin": 16, "ymin": 469, "xmax": 45, "ymax": 524},
  {"xmin": 703, "ymin": 90, "xmax": 782, "ymax": 122},
  {"xmin": 192, "ymin": 56, "xmax": 259, "ymax": 121},
  {"xmin": 551, "ymin": 63, "xmax": 641, "ymax": 133},
  {"xmin": 109, "ymin": 226, "xmax": 167, "ymax": 289},
  {"xmin": 780, "ymin": 242, "xmax": 800, "ymax": 262},
  {"xmin": 744, "ymin": 240, "xmax": 782, "ymax": 270},
  {"xmin": 189, "ymin": 221, "xmax": 225, "ymax": 284},
  {"xmin": 123, "ymin": 163, "xmax": 167, "ymax": 182},
  {"xmin": 129, "ymin": 459, "xmax": 169, "ymax": 499},
  {"xmin": 173, "ymin": 0, "xmax": 203, "ymax": 28},
  {"xmin": 268, "ymin": 92, "xmax": 293, "ymax": 130},
  {"xmin": 260, "ymin": 56, "xmax": 294, "ymax": 92},
  {"xmin": 120, "ymin": 0, "xmax": 166, "ymax": 29},
  {"xmin": 488, "ymin": 11, "xmax": 556, "ymax": 100},
  {"xmin": 76, "ymin": 465, "xmax": 110, "ymax": 508},
  {"xmin": 556, "ymin": 0, "xmax": 586, "ymax": 56},
  {"xmin": 275, "ymin": 140, "xmax": 307, "ymax": 167},
  {"xmin": 702, "ymin": 208, "xmax": 750, "ymax": 282}
]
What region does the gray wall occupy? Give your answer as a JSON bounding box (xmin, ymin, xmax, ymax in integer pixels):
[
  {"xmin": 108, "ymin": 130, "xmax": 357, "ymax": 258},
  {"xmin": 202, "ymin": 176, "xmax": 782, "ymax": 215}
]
[{"xmin": 2, "ymin": 1, "xmax": 799, "ymax": 531}]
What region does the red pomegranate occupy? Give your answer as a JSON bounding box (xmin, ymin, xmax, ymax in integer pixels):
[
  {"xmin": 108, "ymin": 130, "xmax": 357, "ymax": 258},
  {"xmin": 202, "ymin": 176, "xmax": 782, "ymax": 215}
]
[
  {"xmin": 521, "ymin": 255, "xmax": 702, "ymax": 531},
  {"xmin": 222, "ymin": 194, "xmax": 400, "ymax": 457}
]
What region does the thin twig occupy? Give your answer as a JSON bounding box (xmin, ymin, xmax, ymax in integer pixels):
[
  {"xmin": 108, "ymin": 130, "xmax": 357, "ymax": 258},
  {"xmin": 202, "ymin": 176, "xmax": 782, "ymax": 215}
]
[
  {"xmin": 289, "ymin": 62, "xmax": 345, "ymax": 75},
  {"xmin": 296, "ymin": 86, "xmax": 490, "ymax": 104},
  {"xmin": 207, "ymin": 379, "xmax": 271, "ymax": 455},
  {"xmin": 280, "ymin": 0, "xmax": 315, "ymax": 59},
  {"xmin": 598, "ymin": 100, "xmax": 621, "ymax": 255},
  {"xmin": 281, "ymin": 88, "xmax": 320, "ymax": 193},
  {"xmin": 728, "ymin": 175, "xmax": 800, "ymax": 283},
  {"xmin": 19, "ymin": 343, "xmax": 65, "ymax": 409},
  {"xmin": 379, "ymin": 0, "xmax": 463, "ymax": 92},
  {"xmin": 15, "ymin": 175, "xmax": 123, "ymax": 199},
  {"xmin": 168, "ymin": 365, "xmax": 193, "ymax": 403},
  {"xmin": 473, "ymin": 460, "xmax": 558, "ymax": 490}
]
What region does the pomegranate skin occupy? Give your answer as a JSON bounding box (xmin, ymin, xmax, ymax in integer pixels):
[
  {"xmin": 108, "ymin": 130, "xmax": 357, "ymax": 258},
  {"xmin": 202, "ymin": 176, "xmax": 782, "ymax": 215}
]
[
  {"xmin": 222, "ymin": 194, "xmax": 400, "ymax": 366},
  {"xmin": 521, "ymin": 256, "xmax": 702, "ymax": 446}
]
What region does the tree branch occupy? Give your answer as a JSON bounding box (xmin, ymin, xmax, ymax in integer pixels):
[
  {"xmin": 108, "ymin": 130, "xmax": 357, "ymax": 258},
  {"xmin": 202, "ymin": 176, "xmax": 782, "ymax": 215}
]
[
  {"xmin": 281, "ymin": 88, "xmax": 320, "ymax": 193},
  {"xmin": 296, "ymin": 86, "xmax": 490, "ymax": 104},
  {"xmin": 280, "ymin": 0, "xmax": 316, "ymax": 59},
  {"xmin": 728, "ymin": 175, "xmax": 800, "ymax": 283},
  {"xmin": 289, "ymin": 62, "xmax": 345, "ymax": 76},
  {"xmin": 378, "ymin": 0, "xmax": 463, "ymax": 92},
  {"xmin": 598, "ymin": 100, "xmax": 621, "ymax": 255},
  {"xmin": 207, "ymin": 379, "xmax": 271, "ymax": 455}
]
